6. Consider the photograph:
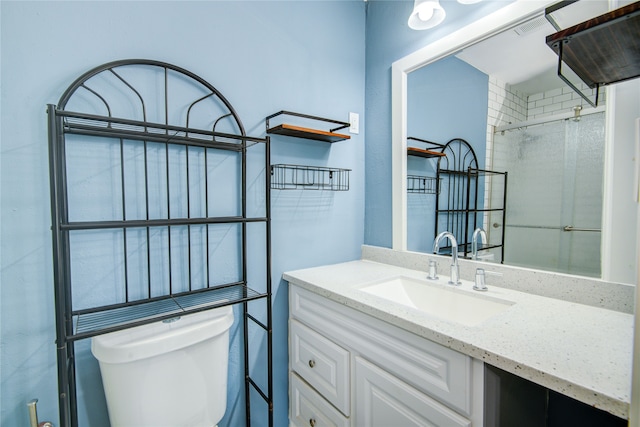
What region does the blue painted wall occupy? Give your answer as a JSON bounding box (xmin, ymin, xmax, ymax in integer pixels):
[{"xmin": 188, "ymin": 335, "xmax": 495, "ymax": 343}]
[
  {"xmin": 0, "ymin": 1, "xmax": 364, "ymax": 426},
  {"xmin": 364, "ymin": 0, "xmax": 513, "ymax": 249},
  {"xmin": 407, "ymin": 57, "xmax": 489, "ymax": 253}
]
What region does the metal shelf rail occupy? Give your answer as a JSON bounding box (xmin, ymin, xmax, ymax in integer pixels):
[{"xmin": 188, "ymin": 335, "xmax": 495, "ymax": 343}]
[{"xmin": 47, "ymin": 59, "xmax": 272, "ymax": 427}]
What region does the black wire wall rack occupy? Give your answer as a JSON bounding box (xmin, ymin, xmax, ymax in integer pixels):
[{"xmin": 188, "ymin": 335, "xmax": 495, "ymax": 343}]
[
  {"xmin": 270, "ymin": 164, "xmax": 351, "ymax": 191},
  {"xmin": 47, "ymin": 59, "xmax": 272, "ymax": 427},
  {"xmin": 407, "ymin": 175, "xmax": 440, "ymax": 194}
]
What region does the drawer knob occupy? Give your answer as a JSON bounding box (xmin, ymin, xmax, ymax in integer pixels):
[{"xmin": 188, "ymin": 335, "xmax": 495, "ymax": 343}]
[
  {"xmin": 309, "ymin": 418, "xmax": 316, "ymax": 427},
  {"xmin": 308, "ymin": 359, "xmax": 316, "ymax": 368}
]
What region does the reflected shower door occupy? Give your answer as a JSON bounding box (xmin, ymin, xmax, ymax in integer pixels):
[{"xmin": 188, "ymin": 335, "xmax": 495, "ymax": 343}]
[{"xmin": 492, "ymin": 112, "xmax": 605, "ymax": 277}]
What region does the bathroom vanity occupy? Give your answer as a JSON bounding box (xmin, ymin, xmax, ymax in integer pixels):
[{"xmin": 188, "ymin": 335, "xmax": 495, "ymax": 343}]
[
  {"xmin": 284, "ymin": 246, "xmax": 633, "ymax": 426},
  {"xmin": 289, "ymin": 285, "xmax": 483, "ymax": 427}
]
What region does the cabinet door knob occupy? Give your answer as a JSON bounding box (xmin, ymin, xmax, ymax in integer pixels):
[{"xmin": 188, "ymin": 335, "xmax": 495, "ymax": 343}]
[
  {"xmin": 309, "ymin": 418, "xmax": 316, "ymax": 427},
  {"xmin": 308, "ymin": 359, "xmax": 316, "ymax": 368}
]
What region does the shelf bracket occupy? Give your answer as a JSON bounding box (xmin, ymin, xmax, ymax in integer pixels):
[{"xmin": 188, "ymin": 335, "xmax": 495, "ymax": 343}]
[{"xmin": 555, "ymin": 41, "xmax": 599, "ymax": 108}]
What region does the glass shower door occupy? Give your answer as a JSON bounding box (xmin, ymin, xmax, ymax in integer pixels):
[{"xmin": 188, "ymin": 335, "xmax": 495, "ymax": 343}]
[{"xmin": 492, "ymin": 112, "xmax": 605, "ymax": 277}]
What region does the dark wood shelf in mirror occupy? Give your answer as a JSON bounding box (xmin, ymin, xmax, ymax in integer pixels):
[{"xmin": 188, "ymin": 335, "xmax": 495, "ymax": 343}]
[
  {"xmin": 407, "ymin": 147, "xmax": 446, "ymax": 158},
  {"xmin": 546, "ymin": 1, "xmax": 640, "ymax": 88},
  {"xmin": 267, "ymin": 124, "xmax": 350, "ymax": 142}
]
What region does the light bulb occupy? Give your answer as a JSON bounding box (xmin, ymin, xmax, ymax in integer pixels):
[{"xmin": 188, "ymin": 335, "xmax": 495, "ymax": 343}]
[
  {"xmin": 408, "ymin": 0, "xmax": 445, "ymax": 30},
  {"xmin": 417, "ymin": 6, "xmax": 434, "ymax": 22}
]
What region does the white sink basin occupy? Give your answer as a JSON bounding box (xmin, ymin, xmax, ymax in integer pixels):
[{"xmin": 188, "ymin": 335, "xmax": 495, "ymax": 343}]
[{"xmin": 358, "ymin": 276, "xmax": 514, "ymax": 326}]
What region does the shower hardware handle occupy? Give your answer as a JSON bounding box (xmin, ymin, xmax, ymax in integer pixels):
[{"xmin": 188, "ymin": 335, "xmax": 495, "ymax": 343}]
[
  {"xmin": 308, "ymin": 359, "xmax": 316, "ymax": 368},
  {"xmin": 563, "ymin": 225, "xmax": 601, "ymax": 232},
  {"xmin": 508, "ymin": 224, "xmax": 601, "ymax": 232}
]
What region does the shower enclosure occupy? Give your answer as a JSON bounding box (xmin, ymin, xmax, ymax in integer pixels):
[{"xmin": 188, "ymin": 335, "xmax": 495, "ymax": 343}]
[{"xmin": 491, "ymin": 111, "xmax": 605, "ymax": 277}]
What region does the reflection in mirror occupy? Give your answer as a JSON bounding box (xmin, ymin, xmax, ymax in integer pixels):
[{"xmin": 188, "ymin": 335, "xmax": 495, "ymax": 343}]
[
  {"xmin": 493, "ymin": 111, "xmax": 605, "ymax": 277},
  {"xmin": 402, "ymin": 1, "xmax": 625, "ymax": 278},
  {"xmin": 407, "ymin": 56, "xmax": 489, "ymax": 254},
  {"xmin": 490, "ymin": 113, "xmax": 605, "ymax": 277}
]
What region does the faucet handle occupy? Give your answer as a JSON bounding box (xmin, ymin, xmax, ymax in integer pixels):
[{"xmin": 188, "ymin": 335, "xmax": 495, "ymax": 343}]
[
  {"xmin": 473, "ymin": 268, "xmax": 502, "ymax": 291},
  {"xmin": 427, "ymin": 259, "xmax": 438, "ymax": 280},
  {"xmin": 474, "ymin": 268, "xmax": 487, "ymax": 291}
]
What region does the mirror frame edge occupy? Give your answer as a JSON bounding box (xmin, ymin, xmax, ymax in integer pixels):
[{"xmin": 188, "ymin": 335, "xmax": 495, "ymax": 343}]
[{"xmin": 391, "ymin": 0, "xmax": 557, "ymax": 251}]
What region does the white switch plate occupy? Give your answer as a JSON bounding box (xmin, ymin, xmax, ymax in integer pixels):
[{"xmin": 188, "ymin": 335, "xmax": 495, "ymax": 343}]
[{"xmin": 349, "ymin": 112, "xmax": 359, "ymax": 134}]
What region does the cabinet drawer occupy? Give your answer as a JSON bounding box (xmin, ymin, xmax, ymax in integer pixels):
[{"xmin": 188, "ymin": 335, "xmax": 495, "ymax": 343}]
[
  {"xmin": 355, "ymin": 356, "xmax": 471, "ymax": 427},
  {"xmin": 290, "ymin": 319, "xmax": 350, "ymax": 415},
  {"xmin": 290, "ymin": 373, "xmax": 350, "ymax": 427}
]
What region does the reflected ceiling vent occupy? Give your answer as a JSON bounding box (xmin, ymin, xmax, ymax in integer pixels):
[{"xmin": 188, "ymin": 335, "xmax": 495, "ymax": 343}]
[{"xmin": 514, "ymin": 16, "xmax": 548, "ymax": 36}]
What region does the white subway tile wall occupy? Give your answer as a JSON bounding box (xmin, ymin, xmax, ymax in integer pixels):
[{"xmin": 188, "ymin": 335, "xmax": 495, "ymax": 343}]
[
  {"xmin": 486, "ymin": 77, "xmax": 527, "ymax": 170},
  {"xmin": 527, "ymin": 83, "xmax": 603, "ymax": 121},
  {"xmin": 485, "ymin": 77, "xmax": 605, "ymax": 170}
]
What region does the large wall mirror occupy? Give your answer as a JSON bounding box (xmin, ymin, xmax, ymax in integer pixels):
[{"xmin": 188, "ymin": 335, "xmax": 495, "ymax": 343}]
[{"xmin": 392, "ymin": 1, "xmax": 639, "ymax": 283}]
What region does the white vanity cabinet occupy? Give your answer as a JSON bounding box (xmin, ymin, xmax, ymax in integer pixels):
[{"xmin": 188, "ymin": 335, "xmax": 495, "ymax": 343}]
[{"xmin": 288, "ymin": 285, "xmax": 484, "ymax": 427}]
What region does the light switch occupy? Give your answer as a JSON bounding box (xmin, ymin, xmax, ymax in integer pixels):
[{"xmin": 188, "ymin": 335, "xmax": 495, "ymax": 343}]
[{"xmin": 349, "ymin": 112, "xmax": 359, "ymax": 134}]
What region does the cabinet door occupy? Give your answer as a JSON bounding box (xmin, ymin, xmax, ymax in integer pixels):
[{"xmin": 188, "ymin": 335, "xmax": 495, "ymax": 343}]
[
  {"xmin": 355, "ymin": 357, "xmax": 471, "ymax": 427},
  {"xmin": 290, "ymin": 373, "xmax": 350, "ymax": 427}
]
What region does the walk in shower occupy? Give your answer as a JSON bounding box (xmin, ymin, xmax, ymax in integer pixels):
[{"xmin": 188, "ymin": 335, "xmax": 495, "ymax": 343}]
[{"xmin": 491, "ymin": 110, "xmax": 605, "ymax": 277}]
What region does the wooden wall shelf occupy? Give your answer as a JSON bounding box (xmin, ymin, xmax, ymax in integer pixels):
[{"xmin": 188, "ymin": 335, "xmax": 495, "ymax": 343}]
[
  {"xmin": 408, "ymin": 147, "xmax": 446, "ymax": 159},
  {"xmin": 265, "ymin": 110, "xmax": 351, "ymax": 143},
  {"xmin": 267, "ymin": 123, "xmax": 350, "ymax": 143},
  {"xmin": 546, "ymin": 2, "xmax": 640, "ymax": 88},
  {"xmin": 407, "ymin": 136, "xmax": 445, "ymax": 159}
]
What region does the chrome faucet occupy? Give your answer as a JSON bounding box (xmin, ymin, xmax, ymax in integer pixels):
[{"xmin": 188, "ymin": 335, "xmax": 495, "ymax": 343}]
[
  {"xmin": 433, "ymin": 231, "xmax": 461, "ymax": 285},
  {"xmin": 471, "ymin": 228, "xmax": 487, "ymax": 260}
]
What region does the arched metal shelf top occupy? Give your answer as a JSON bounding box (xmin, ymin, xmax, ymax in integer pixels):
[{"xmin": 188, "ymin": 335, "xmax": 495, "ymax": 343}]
[
  {"xmin": 54, "ymin": 59, "xmax": 261, "ymax": 147},
  {"xmin": 438, "ymin": 138, "xmax": 478, "ymax": 173}
]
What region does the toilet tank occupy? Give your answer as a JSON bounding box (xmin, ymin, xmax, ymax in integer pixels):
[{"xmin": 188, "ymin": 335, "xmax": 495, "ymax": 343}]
[{"xmin": 91, "ymin": 305, "xmax": 234, "ymax": 427}]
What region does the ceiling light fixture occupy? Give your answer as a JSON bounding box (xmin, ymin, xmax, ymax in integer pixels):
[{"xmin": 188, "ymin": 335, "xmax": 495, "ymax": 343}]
[
  {"xmin": 408, "ymin": 0, "xmax": 446, "ymax": 30},
  {"xmin": 457, "ymin": 0, "xmax": 482, "ymax": 4}
]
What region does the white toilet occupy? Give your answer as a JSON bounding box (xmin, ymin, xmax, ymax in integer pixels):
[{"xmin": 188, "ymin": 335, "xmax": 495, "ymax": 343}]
[{"xmin": 91, "ymin": 306, "xmax": 234, "ymax": 427}]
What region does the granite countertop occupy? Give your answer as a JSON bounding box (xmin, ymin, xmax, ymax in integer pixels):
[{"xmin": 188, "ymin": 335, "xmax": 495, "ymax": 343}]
[{"xmin": 283, "ymin": 259, "xmax": 633, "ymax": 420}]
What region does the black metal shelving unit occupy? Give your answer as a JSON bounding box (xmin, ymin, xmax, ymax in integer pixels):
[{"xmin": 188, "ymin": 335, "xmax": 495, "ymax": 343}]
[
  {"xmin": 434, "ymin": 138, "xmax": 507, "ymax": 261},
  {"xmin": 463, "ymin": 168, "xmax": 508, "ymax": 261},
  {"xmin": 48, "ymin": 59, "xmax": 272, "ymax": 427}
]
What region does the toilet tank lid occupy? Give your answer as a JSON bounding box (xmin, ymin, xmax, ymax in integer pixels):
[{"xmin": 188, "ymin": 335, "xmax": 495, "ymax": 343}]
[{"xmin": 91, "ymin": 305, "xmax": 234, "ymax": 364}]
